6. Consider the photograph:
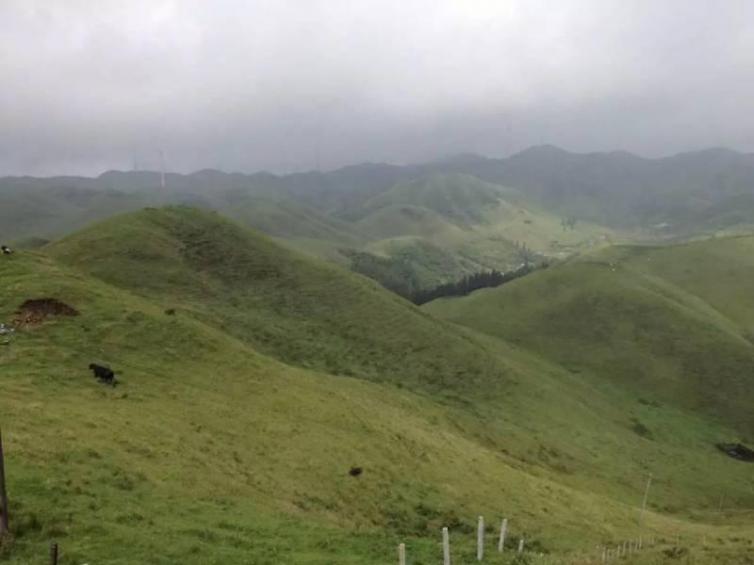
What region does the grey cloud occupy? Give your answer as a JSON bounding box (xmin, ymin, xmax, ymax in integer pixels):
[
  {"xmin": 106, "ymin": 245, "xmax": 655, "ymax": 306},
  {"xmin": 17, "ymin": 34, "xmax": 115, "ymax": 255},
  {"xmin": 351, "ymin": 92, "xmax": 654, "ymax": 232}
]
[{"xmin": 1, "ymin": 0, "xmax": 753, "ymax": 175}]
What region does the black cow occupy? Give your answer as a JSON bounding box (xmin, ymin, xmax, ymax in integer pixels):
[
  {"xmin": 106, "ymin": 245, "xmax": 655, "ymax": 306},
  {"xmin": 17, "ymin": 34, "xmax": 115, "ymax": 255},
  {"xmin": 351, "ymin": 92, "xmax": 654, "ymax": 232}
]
[
  {"xmin": 89, "ymin": 363, "xmax": 116, "ymax": 386},
  {"xmin": 1, "ymin": 245, "xmax": 12, "ymax": 255}
]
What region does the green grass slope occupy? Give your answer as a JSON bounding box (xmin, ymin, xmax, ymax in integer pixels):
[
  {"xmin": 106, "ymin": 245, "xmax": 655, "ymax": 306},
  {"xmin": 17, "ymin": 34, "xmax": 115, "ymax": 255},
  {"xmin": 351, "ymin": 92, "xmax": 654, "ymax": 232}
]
[
  {"xmin": 2, "ymin": 251, "xmax": 588, "ymax": 563},
  {"xmin": 426, "ymin": 237, "xmax": 754, "ymax": 437},
  {"xmin": 348, "ymin": 174, "xmax": 613, "ymax": 289},
  {"xmin": 0, "ymin": 180, "xmax": 149, "ymax": 243},
  {"xmin": 1, "ymin": 210, "xmax": 752, "ymax": 563},
  {"xmin": 355, "ymin": 174, "xmax": 507, "ymax": 228},
  {"xmin": 45, "ymin": 207, "xmax": 510, "ymax": 396}
]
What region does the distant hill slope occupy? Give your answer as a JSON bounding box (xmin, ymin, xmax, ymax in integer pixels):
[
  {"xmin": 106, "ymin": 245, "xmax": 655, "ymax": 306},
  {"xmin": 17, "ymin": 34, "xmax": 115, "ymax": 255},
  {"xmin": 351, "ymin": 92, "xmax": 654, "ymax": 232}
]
[
  {"xmin": 426, "ymin": 236, "xmax": 754, "ymax": 436},
  {"xmin": 46, "ymin": 206, "xmax": 509, "ymax": 394},
  {"xmin": 354, "ymin": 173, "xmax": 508, "ymax": 227},
  {"xmin": 7, "ymin": 145, "xmax": 754, "ymax": 293},
  {"xmin": 437, "ymin": 146, "xmax": 754, "ymax": 233},
  {"xmin": 351, "ymin": 173, "xmax": 611, "ymax": 288}
]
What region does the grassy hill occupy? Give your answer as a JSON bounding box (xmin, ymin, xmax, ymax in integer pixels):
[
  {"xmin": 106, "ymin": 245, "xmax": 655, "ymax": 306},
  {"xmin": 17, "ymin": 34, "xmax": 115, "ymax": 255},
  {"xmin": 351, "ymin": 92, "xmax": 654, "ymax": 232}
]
[
  {"xmin": 0, "ymin": 208, "xmax": 752, "ymax": 563},
  {"xmin": 350, "ymin": 174, "xmax": 612, "ymax": 289},
  {"xmin": 45, "ymin": 207, "xmax": 511, "ymax": 396},
  {"xmin": 1, "ymin": 249, "xmax": 542, "ymax": 563},
  {"xmin": 426, "ymin": 236, "xmax": 754, "ymax": 437},
  {"xmin": 0, "ymin": 168, "xmax": 614, "ymax": 295}
]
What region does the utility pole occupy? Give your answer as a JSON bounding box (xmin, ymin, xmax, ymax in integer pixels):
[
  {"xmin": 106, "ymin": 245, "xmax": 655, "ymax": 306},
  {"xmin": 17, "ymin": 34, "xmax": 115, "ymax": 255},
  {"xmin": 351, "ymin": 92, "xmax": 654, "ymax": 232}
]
[
  {"xmin": 639, "ymin": 473, "xmax": 652, "ymax": 526},
  {"xmin": 159, "ymin": 150, "xmax": 166, "ymax": 190},
  {"xmin": 0, "ymin": 427, "xmax": 9, "ymax": 535}
]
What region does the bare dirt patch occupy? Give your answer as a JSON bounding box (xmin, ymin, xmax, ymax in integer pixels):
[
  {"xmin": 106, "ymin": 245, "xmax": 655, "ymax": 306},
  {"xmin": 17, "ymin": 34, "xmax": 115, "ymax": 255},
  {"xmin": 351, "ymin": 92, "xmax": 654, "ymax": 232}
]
[{"xmin": 14, "ymin": 298, "xmax": 79, "ymax": 327}]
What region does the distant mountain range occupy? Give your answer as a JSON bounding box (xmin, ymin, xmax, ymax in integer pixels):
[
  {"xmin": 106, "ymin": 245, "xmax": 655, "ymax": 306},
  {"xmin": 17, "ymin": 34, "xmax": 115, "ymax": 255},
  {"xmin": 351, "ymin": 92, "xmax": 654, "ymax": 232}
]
[{"xmin": 4, "ymin": 145, "xmax": 754, "ymax": 290}]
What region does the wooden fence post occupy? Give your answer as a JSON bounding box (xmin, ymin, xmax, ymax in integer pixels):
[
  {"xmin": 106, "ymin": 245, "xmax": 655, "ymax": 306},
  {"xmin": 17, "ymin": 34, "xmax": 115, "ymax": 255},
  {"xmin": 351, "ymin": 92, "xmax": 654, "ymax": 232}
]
[
  {"xmin": 0, "ymin": 427, "xmax": 9, "ymax": 535},
  {"xmin": 497, "ymin": 518, "xmax": 507, "ymax": 552},
  {"xmin": 50, "ymin": 542, "xmax": 59, "ymax": 565},
  {"xmin": 442, "ymin": 526, "xmax": 450, "ymax": 565},
  {"xmin": 477, "ymin": 516, "xmax": 484, "ymax": 561},
  {"xmin": 398, "ymin": 543, "xmax": 406, "ymax": 565},
  {"xmin": 639, "ymin": 473, "xmax": 652, "ymax": 525}
]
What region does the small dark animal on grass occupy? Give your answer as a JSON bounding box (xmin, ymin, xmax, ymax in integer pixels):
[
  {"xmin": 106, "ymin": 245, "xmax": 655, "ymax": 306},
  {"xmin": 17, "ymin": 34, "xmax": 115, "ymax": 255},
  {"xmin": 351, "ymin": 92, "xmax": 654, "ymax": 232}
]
[
  {"xmin": 89, "ymin": 363, "xmax": 117, "ymax": 386},
  {"xmin": 348, "ymin": 466, "xmax": 363, "ymax": 477},
  {"xmin": 716, "ymin": 442, "xmax": 754, "ymax": 462},
  {"xmin": 1, "ymin": 245, "xmax": 12, "ymax": 255}
]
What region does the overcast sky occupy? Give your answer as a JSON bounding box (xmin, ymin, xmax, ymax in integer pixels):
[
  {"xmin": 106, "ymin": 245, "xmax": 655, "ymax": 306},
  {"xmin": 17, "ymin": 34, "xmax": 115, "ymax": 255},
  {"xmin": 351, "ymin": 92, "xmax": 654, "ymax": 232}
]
[{"xmin": 1, "ymin": 0, "xmax": 753, "ymax": 176}]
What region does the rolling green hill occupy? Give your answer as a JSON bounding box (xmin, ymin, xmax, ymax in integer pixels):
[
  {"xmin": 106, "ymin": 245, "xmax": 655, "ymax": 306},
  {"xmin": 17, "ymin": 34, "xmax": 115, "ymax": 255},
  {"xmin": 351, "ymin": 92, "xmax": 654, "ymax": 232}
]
[
  {"xmin": 351, "ymin": 173, "xmax": 612, "ymax": 289},
  {"xmin": 45, "ymin": 207, "xmax": 511, "ymax": 396},
  {"xmin": 1, "ymin": 208, "xmax": 752, "ymax": 563},
  {"xmin": 425, "ymin": 236, "xmax": 754, "ymax": 437}
]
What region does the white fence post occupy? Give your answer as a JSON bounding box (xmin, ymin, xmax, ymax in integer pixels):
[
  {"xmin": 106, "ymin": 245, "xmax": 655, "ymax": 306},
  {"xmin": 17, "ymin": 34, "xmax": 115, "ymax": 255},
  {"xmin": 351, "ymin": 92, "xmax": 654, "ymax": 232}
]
[
  {"xmin": 518, "ymin": 537, "xmax": 525, "ymax": 554},
  {"xmin": 498, "ymin": 518, "xmax": 508, "ymax": 552},
  {"xmin": 639, "ymin": 473, "xmax": 653, "ymax": 525},
  {"xmin": 398, "ymin": 543, "xmax": 406, "ymax": 565},
  {"xmin": 477, "ymin": 516, "xmax": 484, "ymax": 561},
  {"xmin": 442, "ymin": 526, "xmax": 450, "ymax": 565}
]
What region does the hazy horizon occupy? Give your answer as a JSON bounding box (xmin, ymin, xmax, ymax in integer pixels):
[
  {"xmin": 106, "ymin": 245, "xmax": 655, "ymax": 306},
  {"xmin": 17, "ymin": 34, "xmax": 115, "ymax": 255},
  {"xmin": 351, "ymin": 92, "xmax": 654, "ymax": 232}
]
[
  {"xmin": 3, "ymin": 1, "xmax": 754, "ymax": 176},
  {"xmin": 3, "ymin": 142, "xmax": 754, "ymax": 181}
]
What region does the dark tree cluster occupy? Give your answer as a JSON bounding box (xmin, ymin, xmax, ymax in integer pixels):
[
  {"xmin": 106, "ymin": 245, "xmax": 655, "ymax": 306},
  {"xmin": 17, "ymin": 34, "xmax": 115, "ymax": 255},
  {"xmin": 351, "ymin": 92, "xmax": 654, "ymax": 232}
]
[
  {"xmin": 411, "ymin": 263, "xmax": 545, "ymax": 305},
  {"xmin": 341, "ymin": 248, "xmax": 418, "ymax": 299}
]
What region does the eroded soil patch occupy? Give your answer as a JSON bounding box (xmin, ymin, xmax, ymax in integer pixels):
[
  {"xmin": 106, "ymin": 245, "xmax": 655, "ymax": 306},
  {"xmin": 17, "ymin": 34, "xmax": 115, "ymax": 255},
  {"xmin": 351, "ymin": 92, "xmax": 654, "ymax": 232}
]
[{"xmin": 14, "ymin": 298, "xmax": 79, "ymax": 327}]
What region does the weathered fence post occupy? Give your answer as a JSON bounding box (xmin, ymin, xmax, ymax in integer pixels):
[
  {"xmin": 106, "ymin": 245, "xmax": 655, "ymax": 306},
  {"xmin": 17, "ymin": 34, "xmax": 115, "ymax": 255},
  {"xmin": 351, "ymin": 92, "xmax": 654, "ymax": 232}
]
[
  {"xmin": 497, "ymin": 518, "xmax": 507, "ymax": 552},
  {"xmin": 601, "ymin": 545, "xmax": 607, "ymax": 563},
  {"xmin": 518, "ymin": 537, "xmax": 525, "ymax": 554},
  {"xmin": 0, "ymin": 427, "xmax": 9, "ymax": 536},
  {"xmin": 398, "ymin": 543, "xmax": 406, "ymax": 565},
  {"xmin": 477, "ymin": 516, "xmax": 484, "ymax": 561},
  {"xmin": 50, "ymin": 542, "xmax": 59, "ymax": 565},
  {"xmin": 639, "ymin": 473, "xmax": 652, "ymax": 525},
  {"xmin": 442, "ymin": 526, "xmax": 450, "ymax": 565}
]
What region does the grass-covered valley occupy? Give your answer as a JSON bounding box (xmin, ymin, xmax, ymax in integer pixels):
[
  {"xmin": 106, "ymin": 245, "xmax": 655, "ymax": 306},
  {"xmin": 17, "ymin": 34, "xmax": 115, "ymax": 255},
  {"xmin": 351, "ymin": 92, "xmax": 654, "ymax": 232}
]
[{"xmin": 0, "ymin": 206, "xmax": 752, "ymax": 563}]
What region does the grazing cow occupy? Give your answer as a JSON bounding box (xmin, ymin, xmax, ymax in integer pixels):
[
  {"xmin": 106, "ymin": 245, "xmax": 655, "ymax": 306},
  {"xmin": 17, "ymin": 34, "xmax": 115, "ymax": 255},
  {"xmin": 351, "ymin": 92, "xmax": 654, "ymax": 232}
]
[
  {"xmin": 1, "ymin": 245, "xmax": 12, "ymax": 255},
  {"xmin": 89, "ymin": 363, "xmax": 116, "ymax": 386},
  {"xmin": 348, "ymin": 466, "xmax": 363, "ymax": 477}
]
